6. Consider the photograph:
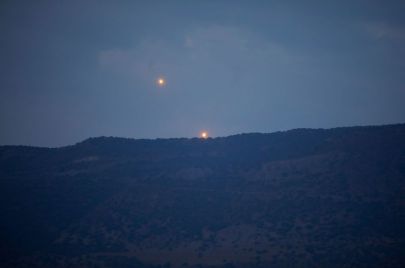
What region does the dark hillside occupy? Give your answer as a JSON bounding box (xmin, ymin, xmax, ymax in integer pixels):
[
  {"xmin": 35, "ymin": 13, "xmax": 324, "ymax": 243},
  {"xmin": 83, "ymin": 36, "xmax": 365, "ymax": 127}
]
[{"xmin": 1, "ymin": 124, "xmax": 405, "ymax": 267}]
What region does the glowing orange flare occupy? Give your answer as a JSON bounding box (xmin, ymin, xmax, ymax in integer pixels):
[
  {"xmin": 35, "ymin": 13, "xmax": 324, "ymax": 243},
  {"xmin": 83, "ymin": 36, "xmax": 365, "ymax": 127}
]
[
  {"xmin": 157, "ymin": 77, "xmax": 166, "ymax": 87},
  {"xmin": 201, "ymin": 131, "xmax": 208, "ymax": 139}
]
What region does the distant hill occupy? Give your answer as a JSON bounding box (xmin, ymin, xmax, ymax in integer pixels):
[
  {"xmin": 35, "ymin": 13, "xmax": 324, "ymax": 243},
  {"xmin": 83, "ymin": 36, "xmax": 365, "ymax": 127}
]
[{"xmin": 1, "ymin": 124, "xmax": 405, "ymax": 267}]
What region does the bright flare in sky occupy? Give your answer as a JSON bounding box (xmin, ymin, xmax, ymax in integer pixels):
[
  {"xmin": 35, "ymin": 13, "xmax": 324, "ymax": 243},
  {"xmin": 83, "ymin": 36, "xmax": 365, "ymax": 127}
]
[
  {"xmin": 156, "ymin": 77, "xmax": 166, "ymax": 87},
  {"xmin": 200, "ymin": 131, "xmax": 208, "ymax": 139}
]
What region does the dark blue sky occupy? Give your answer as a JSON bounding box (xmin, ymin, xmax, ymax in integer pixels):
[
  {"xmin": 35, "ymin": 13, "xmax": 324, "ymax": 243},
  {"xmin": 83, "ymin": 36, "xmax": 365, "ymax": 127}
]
[{"xmin": 1, "ymin": 0, "xmax": 405, "ymax": 146}]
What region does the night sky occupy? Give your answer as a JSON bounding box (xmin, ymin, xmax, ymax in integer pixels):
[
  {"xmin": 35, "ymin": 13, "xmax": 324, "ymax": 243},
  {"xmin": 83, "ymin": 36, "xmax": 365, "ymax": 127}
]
[{"xmin": 1, "ymin": 1, "xmax": 405, "ymax": 147}]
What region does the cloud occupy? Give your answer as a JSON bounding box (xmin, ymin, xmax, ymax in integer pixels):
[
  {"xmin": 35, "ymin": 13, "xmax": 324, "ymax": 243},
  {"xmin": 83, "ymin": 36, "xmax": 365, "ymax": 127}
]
[
  {"xmin": 98, "ymin": 39, "xmax": 176, "ymax": 80},
  {"xmin": 183, "ymin": 25, "xmax": 292, "ymax": 63},
  {"xmin": 98, "ymin": 25, "xmax": 296, "ymax": 87},
  {"xmin": 363, "ymin": 22, "xmax": 405, "ymax": 41}
]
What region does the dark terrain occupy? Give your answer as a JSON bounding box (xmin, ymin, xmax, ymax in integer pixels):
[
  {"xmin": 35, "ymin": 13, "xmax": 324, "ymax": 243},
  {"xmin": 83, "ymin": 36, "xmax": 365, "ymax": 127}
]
[{"xmin": 1, "ymin": 124, "xmax": 405, "ymax": 267}]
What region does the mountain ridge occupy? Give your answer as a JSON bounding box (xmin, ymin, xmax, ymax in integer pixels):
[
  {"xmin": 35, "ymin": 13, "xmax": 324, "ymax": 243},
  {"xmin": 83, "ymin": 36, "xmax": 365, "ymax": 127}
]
[{"xmin": 3, "ymin": 122, "xmax": 404, "ymax": 149}]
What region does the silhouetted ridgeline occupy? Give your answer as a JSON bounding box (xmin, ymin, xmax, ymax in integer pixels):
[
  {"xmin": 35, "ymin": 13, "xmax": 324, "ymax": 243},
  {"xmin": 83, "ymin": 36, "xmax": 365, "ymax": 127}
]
[{"xmin": 1, "ymin": 124, "xmax": 405, "ymax": 267}]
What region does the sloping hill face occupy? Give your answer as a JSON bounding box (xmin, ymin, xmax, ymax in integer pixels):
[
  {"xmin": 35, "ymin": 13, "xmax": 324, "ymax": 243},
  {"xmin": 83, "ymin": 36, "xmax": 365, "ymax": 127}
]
[{"xmin": 1, "ymin": 124, "xmax": 405, "ymax": 267}]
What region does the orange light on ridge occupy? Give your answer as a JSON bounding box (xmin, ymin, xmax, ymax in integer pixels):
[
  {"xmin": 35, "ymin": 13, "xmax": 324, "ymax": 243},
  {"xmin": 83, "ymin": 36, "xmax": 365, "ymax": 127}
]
[{"xmin": 200, "ymin": 131, "xmax": 208, "ymax": 139}]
